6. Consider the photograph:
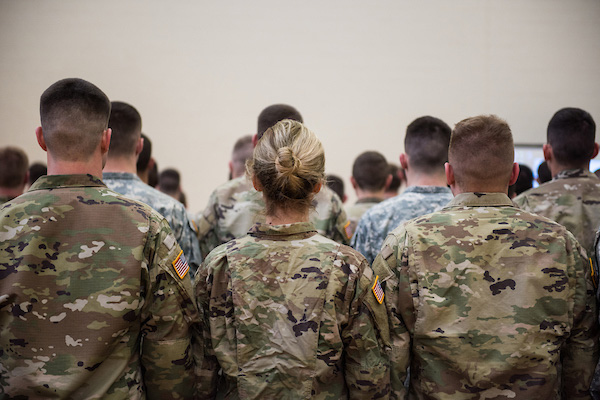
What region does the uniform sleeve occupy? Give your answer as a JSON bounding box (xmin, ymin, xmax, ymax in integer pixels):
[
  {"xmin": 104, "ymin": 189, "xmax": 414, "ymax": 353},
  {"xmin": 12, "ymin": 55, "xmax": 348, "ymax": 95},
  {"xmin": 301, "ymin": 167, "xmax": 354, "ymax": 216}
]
[
  {"xmin": 351, "ymin": 217, "xmax": 375, "ymax": 265},
  {"xmin": 372, "ymin": 230, "xmax": 412, "ymax": 399},
  {"xmin": 329, "ymin": 195, "xmax": 351, "ymax": 245},
  {"xmin": 140, "ymin": 216, "xmax": 200, "ymax": 400},
  {"xmin": 193, "ymin": 250, "xmax": 227, "ymax": 399},
  {"xmin": 195, "ymin": 190, "xmax": 222, "ymax": 259},
  {"xmin": 342, "ymin": 254, "xmax": 391, "ymax": 399},
  {"xmin": 562, "ymin": 234, "xmax": 599, "ymax": 398}
]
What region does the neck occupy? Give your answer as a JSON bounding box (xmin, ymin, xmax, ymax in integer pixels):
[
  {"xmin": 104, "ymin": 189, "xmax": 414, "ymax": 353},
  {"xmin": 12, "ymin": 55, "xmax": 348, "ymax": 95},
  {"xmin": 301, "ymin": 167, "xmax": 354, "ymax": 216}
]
[
  {"xmin": 405, "ymin": 169, "xmax": 448, "ymax": 188},
  {"xmin": 264, "ymin": 204, "xmax": 310, "ymax": 225},
  {"xmin": 549, "ymin": 160, "xmax": 589, "ymax": 177},
  {"xmin": 354, "ymin": 187, "xmax": 386, "ymax": 201},
  {"xmin": 450, "ymin": 183, "xmax": 509, "ymax": 196},
  {"xmin": 47, "ymin": 156, "xmax": 103, "ymax": 178},
  {"xmin": 0, "ymin": 186, "xmax": 24, "ymax": 199},
  {"xmin": 103, "ymin": 156, "xmax": 137, "ymax": 174}
]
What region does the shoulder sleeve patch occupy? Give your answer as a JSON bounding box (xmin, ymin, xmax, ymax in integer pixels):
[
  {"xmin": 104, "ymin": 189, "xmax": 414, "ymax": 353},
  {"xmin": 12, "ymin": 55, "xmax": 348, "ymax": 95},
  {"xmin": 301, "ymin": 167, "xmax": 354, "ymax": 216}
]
[
  {"xmin": 344, "ymin": 220, "xmax": 352, "ymax": 240},
  {"xmin": 172, "ymin": 250, "xmax": 189, "ymax": 279},
  {"xmin": 372, "ymin": 275, "xmax": 385, "ymax": 304}
]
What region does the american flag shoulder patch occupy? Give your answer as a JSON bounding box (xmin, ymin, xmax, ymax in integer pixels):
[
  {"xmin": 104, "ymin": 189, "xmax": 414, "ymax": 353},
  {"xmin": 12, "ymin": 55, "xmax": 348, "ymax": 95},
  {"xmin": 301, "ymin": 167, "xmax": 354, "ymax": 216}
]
[
  {"xmin": 172, "ymin": 250, "xmax": 189, "ymax": 279},
  {"xmin": 372, "ymin": 275, "xmax": 384, "ymax": 304},
  {"xmin": 344, "ymin": 220, "xmax": 352, "ymax": 240}
]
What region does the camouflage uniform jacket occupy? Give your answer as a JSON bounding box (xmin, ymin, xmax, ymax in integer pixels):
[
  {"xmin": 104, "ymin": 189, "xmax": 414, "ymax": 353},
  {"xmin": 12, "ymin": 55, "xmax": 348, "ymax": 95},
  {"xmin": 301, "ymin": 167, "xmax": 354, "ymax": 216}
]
[
  {"xmin": 514, "ymin": 168, "xmax": 600, "ymax": 257},
  {"xmin": 351, "ymin": 186, "xmax": 453, "ymax": 264},
  {"xmin": 195, "ymin": 176, "xmax": 350, "ymax": 257},
  {"xmin": 0, "ymin": 194, "xmax": 11, "ymax": 206},
  {"xmin": 195, "ymin": 222, "xmax": 391, "ymax": 399},
  {"xmin": 0, "ymin": 174, "xmax": 200, "ymax": 399},
  {"xmin": 103, "ymin": 172, "xmax": 202, "ymax": 274},
  {"xmin": 345, "ymin": 197, "xmax": 383, "ymax": 241},
  {"xmin": 372, "ymin": 192, "xmax": 599, "ymax": 399}
]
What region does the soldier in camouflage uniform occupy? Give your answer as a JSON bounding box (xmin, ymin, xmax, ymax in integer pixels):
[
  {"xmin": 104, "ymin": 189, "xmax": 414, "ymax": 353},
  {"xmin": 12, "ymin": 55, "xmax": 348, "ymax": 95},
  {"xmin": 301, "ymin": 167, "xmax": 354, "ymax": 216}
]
[
  {"xmin": 195, "ymin": 104, "xmax": 350, "ymax": 258},
  {"xmin": 373, "ymin": 114, "xmax": 599, "ymax": 399},
  {"xmin": 514, "ymin": 107, "xmax": 600, "ymax": 257},
  {"xmin": 102, "ymin": 101, "xmax": 202, "ymax": 275},
  {"xmin": 344, "ymin": 151, "xmax": 391, "ymax": 239},
  {"xmin": 0, "ymin": 79, "xmax": 199, "ymax": 399},
  {"xmin": 352, "ymin": 116, "xmax": 453, "ymax": 264},
  {"xmin": 0, "ymin": 146, "xmax": 29, "ymax": 205},
  {"xmin": 195, "ymin": 120, "xmax": 390, "ymax": 399}
]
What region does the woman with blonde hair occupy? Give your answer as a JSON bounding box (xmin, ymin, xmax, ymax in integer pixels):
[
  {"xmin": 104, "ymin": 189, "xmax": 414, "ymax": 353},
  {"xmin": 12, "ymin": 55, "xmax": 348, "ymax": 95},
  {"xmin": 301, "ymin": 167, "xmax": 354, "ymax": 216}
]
[{"xmin": 195, "ymin": 120, "xmax": 390, "ymax": 399}]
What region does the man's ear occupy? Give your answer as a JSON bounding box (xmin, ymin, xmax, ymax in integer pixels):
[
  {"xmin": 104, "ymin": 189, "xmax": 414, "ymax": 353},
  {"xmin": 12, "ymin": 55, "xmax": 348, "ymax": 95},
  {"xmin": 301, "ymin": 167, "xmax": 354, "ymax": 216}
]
[
  {"xmin": 509, "ymin": 162, "xmax": 520, "ymax": 186},
  {"xmin": 445, "ymin": 162, "xmax": 455, "ymax": 186},
  {"xmin": 384, "ymin": 174, "xmax": 393, "ymax": 191},
  {"xmin": 101, "ymin": 128, "xmax": 112, "ymax": 156},
  {"xmin": 543, "ymin": 143, "xmax": 552, "ymax": 162},
  {"xmin": 35, "ymin": 127, "xmax": 47, "ymax": 152},
  {"xmin": 399, "ymin": 153, "xmax": 408, "ymax": 170},
  {"xmin": 350, "ymin": 176, "xmax": 358, "ymax": 190},
  {"xmin": 135, "ymin": 136, "xmax": 144, "ymax": 156},
  {"xmin": 592, "ymin": 143, "xmax": 599, "ymax": 159}
]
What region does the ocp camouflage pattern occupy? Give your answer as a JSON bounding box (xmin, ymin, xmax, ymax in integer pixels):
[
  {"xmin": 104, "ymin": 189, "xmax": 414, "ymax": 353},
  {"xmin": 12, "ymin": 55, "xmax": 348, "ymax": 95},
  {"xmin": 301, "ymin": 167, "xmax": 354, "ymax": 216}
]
[
  {"xmin": 195, "ymin": 176, "xmax": 350, "ymax": 258},
  {"xmin": 372, "ymin": 192, "xmax": 599, "ymax": 399},
  {"xmin": 514, "ymin": 168, "xmax": 600, "ymax": 257},
  {"xmin": 0, "ymin": 174, "xmax": 200, "ymax": 399},
  {"xmin": 194, "ymin": 222, "xmax": 390, "ymax": 399}
]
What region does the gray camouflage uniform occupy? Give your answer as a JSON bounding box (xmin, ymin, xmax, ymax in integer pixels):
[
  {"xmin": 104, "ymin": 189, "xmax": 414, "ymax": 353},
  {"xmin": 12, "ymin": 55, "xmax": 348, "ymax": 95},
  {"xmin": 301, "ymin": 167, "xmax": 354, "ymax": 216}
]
[
  {"xmin": 195, "ymin": 222, "xmax": 390, "ymax": 399},
  {"xmin": 103, "ymin": 172, "xmax": 202, "ymax": 274},
  {"xmin": 373, "ymin": 192, "xmax": 599, "ymax": 399},
  {"xmin": 514, "ymin": 169, "xmax": 600, "ymax": 257},
  {"xmin": 0, "ymin": 174, "xmax": 200, "ymax": 399},
  {"xmin": 345, "ymin": 197, "xmax": 382, "ymax": 240},
  {"xmin": 195, "ymin": 176, "xmax": 350, "ymax": 258},
  {"xmin": 351, "ymin": 186, "xmax": 453, "ymax": 264}
]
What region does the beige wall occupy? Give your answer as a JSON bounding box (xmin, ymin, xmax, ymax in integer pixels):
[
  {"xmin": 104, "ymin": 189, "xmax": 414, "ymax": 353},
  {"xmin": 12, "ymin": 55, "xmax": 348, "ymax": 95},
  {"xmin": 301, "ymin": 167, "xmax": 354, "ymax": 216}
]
[{"xmin": 1, "ymin": 0, "xmax": 599, "ymax": 210}]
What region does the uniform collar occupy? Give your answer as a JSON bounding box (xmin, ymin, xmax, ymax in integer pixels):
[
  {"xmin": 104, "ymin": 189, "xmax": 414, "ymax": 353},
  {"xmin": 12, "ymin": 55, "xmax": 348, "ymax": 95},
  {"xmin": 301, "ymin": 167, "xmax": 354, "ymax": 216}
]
[
  {"xmin": 102, "ymin": 171, "xmax": 142, "ymax": 182},
  {"xmin": 446, "ymin": 192, "xmax": 514, "ymax": 208},
  {"xmin": 356, "ymin": 197, "xmax": 384, "ymax": 204},
  {"xmin": 403, "ymin": 185, "xmax": 452, "ymax": 194},
  {"xmin": 554, "ymin": 168, "xmax": 597, "ymax": 180},
  {"xmin": 28, "ymin": 174, "xmax": 105, "ymax": 191},
  {"xmin": 248, "ymin": 222, "xmax": 318, "ymax": 240}
]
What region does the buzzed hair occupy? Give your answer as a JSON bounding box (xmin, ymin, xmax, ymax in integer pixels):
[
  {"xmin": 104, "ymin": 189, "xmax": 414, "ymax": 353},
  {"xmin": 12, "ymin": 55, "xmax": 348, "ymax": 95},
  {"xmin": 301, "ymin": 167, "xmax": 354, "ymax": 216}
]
[
  {"xmin": 0, "ymin": 147, "xmax": 28, "ymax": 188},
  {"xmin": 40, "ymin": 78, "xmax": 111, "ymax": 161},
  {"xmin": 547, "ymin": 107, "xmax": 596, "ymax": 167},
  {"xmin": 326, "ymin": 174, "xmax": 345, "ymax": 201},
  {"xmin": 231, "ymin": 135, "xmax": 254, "ymax": 177},
  {"xmin": 352, "ymin": 151, "xmax": 389, "ymax": 191},
  {"xmin": 404, "ymin": 116, "xmax": 451, "ymax": 174},
  {"xmin": 449, "ymin": 115, "xmax": 514, "ymax": 187},
  {"xmin": 108, "ymin": 101, "xmax": 142, "ymax": 158},
  {"xmin": 257, "ymin": 104, "xmax": 303, "ymax": 139}
]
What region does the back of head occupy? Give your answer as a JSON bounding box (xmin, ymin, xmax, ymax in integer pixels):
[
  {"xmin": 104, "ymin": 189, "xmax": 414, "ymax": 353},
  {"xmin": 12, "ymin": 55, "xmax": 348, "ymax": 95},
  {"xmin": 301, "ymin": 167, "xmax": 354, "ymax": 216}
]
[
  {"xmin": 387, "ymin": 163, "xmax": 403, "ymax": 193},
  {"xmin": 108, "ymin": 101, "xmax": 142, "ymax": 158},
  {"xmin": 0, "ymin": 147, "xmax": 28, "ymax": 188},
  {"xmin": 28, "ymin": 162, "xmax": 47, "ymax": 186},
  {"xmin": 510, "ymin": 163, "xmax": 534, "ymax": 197},
  {"xmin": 537, "ymin": 161, "xmax": 552, "ymax": 183},
  {"xmin": 547, "ymin": 107, "xmax": 596, "ymax": 168},
  {"xmin": 326, "ymin": 174, "xmax": 345, "ymax": 201},
  {"xmin": 352, "ymin": 151, "xmax": 389, "ymax": 191},
  {"xmin": 249, "ymin": 119, "xmax": 324, "ymax": 214},
  {"xmin": 449, "ymin": 115, "xmax": 514, "ymax": 189},
  {"xmin": 40, "ymin": 78, "xmax": 111, "ymax": 161},
  {"xmin": 231, "ymin": 135, "xmax": 254, "ymax": 178},
  {"xmin": 137, "ymin": 133, "xmax": 152, "ymax": 172},
  {"xmin": 158, "ymin": 168, "xmax": 181, "ymax": 196},
  {"xmin": 257, "ymin": 104, "xmax": 303, "ymax": 140},
  {"xmin": 405, "ymin": 116, "xmax": 451, "ymax": 174}
]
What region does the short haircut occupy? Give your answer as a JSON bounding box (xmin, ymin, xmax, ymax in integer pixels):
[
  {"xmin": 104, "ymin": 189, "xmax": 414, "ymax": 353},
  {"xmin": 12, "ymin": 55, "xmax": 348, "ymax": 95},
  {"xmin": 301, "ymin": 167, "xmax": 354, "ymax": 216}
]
[
  {"xmin": 352, "ymin": 151, "xmax": 389, "ymax": 191},
  {"xmin": 40, "ymin": 78, "xmax": 111, "ymax": 161},
  {"xmin": 326, "ymin": 174, "xmax": 345, "ymax": 201},
  {"xmin": 28, "ymin": 162, "xmax": 47, "ymax": 186},
  {"xmin": 249, "ymin": 119, "xmax": 324, "ymax": 214},
  {"xmin": 537, "ymin": 161, "xmax": 552, "ymax": 183},
  {"xmin": 449, "ymin": 115, "xmax": 514, "ymax": 188},
  {"xmin": 108, "ymin": 101, "xmax": 142, "ymax": 158},
  {"xmin": 404, "ymin": 116, "xmax": 451, "ymax": 174},
  {"xmin": 158, "ymin": 168, "xmax": 181, "ymax": 196},
  {"xmin": 511, "ymin": 163, "xmax": 534, "ymax": 196},
  {"xmin": 257, "ymin": 104, "xmax": 303, "ymax": 140},
  {"xmin": 231, "ymin": 135, "xmax": 254, "ymax": 177},
  {"xmin": 547, "ymin": 107, "xmax": 596, "ymax": 167},
  {"xmin": 137, "ymin": 133, "xmax": 152, "ymax": 172},
  {"xmin": 387, "ymin": 164, "xmax": 402, "ymax": 192},
  {"xmin": 0, "ymin": 147, "xmax": 28, "ymax": 188}
]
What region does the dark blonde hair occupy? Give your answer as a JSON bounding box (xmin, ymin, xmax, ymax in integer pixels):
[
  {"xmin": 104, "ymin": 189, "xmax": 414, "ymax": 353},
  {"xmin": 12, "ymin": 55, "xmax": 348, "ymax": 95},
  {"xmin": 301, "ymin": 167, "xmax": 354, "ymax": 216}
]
[
  {"xmin": 449, "ymin": 115, "xmax": 514, "ymax": 188},
  {"xmin": 248, "ymin": 119, "xmax": 324, "ymax": 215}
]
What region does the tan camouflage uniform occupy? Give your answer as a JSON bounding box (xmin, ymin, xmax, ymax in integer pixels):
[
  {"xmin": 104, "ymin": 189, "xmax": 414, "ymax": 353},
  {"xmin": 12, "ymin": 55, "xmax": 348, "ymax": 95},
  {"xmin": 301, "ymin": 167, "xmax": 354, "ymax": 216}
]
[
  {"xmin": 195, "ymin": 176, "xmax": 350, "ymax": 257},
  {"xmin": 344, "ymin": 197, "xmax": 382, "ymax": 240},
  {"xmin": 373, "ymin": 192, "xmax": 599, "ymax": 399},
  {"xmin": 514, "ymin": 168, "xmax": 600, "ymax": 257},
  {"xmin": 0, "ymin": 175, "xmax": 199, "ymax": 399},
  {"xmin": 195, "ymin": 222, "xmax": 390, "ymax": 399}
]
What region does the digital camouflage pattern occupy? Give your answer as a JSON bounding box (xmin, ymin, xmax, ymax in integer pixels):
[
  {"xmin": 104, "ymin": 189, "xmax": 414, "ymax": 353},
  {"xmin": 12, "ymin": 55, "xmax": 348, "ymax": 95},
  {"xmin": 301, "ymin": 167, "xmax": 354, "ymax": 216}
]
[
  {"xmin": 0, "ymin": 174, "xmax": 200, "ymax": 399},
  {"xmin": 195, "ymin": 222, "xmax": 390, "ymax": 399},
  {"xmin": 103, "ymin": 172, "xmax": 202, "ymax": 275},
  {"xmin": 351, "ymin": 186, "xmax": 453, "ymax": 264},
  {"xmin": 372, "ymin": 192, "xmax": 599, "ymax": 399},
  {"xmin": 195, "ymin": 176, "xmax": 350, "ymax": 257},
  {"xmin": 514, "ymin": 168, "xmax": 600, "ymax": 257},
  {"xmin": 344, "ymin": 197, "xmax": 383, "ymax": 240}
]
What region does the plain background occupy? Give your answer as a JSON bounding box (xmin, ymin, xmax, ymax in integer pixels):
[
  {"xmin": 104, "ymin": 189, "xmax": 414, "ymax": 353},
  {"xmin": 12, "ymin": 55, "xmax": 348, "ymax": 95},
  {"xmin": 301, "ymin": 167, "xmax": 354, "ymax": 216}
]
[{"xmin": 1, "ymin": 0, "xmax": 599, "ymax": 211}]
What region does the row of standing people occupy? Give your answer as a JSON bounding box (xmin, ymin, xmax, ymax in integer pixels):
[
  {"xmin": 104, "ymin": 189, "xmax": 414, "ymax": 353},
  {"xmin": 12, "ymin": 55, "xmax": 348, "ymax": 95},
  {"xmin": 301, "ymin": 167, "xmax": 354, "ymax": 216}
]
[{"xmin": 1, "ymin": 77, "xmax": 600, "ymax": 398}]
